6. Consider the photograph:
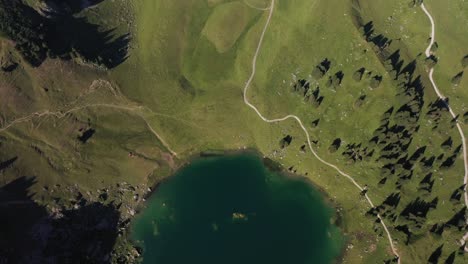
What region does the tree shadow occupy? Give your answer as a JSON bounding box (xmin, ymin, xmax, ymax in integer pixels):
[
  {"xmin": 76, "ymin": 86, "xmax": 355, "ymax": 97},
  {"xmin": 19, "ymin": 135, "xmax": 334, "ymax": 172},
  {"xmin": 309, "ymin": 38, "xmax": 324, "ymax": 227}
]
[
  {"xmin": 400, "ymin": 197, "xmax": 433, "ymax": 218},
  {"xmin": 279, "ymin": 135, "xmax": 293, "ymax": 149},
  {"xmin": 444, "ymin": 251, "xmax": 456, "ymax": 264},
  {"xmin": 361, "ymin": 21, "xmax": 375, "ymax": 41},
  {"xmin": 77, "ymin": 128, "xmax": 96, "ymax": 143},
  {"xmin": 382, "ymin": 192, "xmax": 401, "ymax": 208},
  {"xmin": 311, "ymin": 58, "xmax": 332, "ymax": 79},
  {"xmin": 428, "ymin": 244, "xmax": 443, "ymax": 264},
  {"xmin": 430, "ymin": 223, "xmax": 444, "ymax": 236},
  {"xmin": 419, "ymin": 173, "xmax": 434, "ymax": 193},
  {"xmin": 446, "ymin": 207, "xmax": 467, "ymax": 230},
  {"xmin": 0, "ymin": 156, "xmax": 18, "ymax": 171},
  {"xmin": 409, "ymin": 146, "xmax": 426, "ymax": 161},
  {"xmin": 450, "ymin": 184, "xmax": 465, "ymax": 202}
]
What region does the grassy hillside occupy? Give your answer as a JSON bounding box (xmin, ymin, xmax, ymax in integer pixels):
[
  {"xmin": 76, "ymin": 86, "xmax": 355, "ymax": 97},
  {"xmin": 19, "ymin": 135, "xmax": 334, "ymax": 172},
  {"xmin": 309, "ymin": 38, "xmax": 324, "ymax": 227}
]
[{"xmin": 1, "ymin": 0, "xmax": 467, "ymax": 263}]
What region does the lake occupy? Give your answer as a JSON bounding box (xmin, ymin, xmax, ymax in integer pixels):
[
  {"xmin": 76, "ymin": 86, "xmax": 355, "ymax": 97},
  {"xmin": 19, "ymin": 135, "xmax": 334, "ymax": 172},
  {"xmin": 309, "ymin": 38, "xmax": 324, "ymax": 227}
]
[{"xmin": 131, "ymin": 153, "xmax": 343, "ymax": 264}]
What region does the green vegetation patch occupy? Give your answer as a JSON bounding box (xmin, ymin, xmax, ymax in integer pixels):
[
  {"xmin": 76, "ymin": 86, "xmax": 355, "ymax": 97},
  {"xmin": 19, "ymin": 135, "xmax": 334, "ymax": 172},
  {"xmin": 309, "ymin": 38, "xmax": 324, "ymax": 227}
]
[{"xmin": 202, "ymin": 1, "xmax": 256, "ymax": 53}]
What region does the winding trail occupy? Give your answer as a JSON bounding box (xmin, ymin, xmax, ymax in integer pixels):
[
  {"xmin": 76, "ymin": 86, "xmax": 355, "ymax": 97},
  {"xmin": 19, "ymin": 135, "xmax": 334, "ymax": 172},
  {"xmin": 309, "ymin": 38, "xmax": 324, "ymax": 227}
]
[
  {"xmin": 0, "ymin": 79, "xmax": 180, "ymax": 156},
  {"xmin": 242, "ymin": 0, "xmax": 401, "ymax": 262},
  {"xmin": 0, "ymin": 103, "xmax": 179, "ymax": 157},
  {"xmin": 421, "ymin": 3, "xmax": 468, "ymax": 249}
]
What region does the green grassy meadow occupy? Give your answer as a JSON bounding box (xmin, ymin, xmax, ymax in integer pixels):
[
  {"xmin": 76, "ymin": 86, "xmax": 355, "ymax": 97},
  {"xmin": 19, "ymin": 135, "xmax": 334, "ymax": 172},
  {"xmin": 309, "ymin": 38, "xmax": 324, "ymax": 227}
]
[{"xmin": 1, "ymin": 0, "xmax": 467, "ymax": 263}]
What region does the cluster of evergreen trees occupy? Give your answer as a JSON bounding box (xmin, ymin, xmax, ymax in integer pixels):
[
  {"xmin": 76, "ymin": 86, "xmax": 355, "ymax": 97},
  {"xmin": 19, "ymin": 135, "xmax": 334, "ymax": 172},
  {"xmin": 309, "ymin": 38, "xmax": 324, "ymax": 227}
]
[
  {"xmin": 291, "ymin": 78, "xmax": 324, "ymax": 108},
  {"xmin": 342, "ymin": 142, "xmax": 374, "ymax": 162},
  {"xmin": 311, "ymin": 59, "xmax": 346, "ymax": 90},
  {"xmin": 426, "ymin": 98, "xmax": 450, "ymax": 129},
  {"xmin": 353, "ymin": 19, "xmax": 468, "ymax": 262},
  {"xmin": 290, "ymin": 58, "xmax": 350, "ymax": 112},
  {"xmin": 282, "ymin": 16, "xmax": 467, "ymax": 262},
  {"xmin": 352, "ymin": 66, "xmax": 383, "ymax": 89}
]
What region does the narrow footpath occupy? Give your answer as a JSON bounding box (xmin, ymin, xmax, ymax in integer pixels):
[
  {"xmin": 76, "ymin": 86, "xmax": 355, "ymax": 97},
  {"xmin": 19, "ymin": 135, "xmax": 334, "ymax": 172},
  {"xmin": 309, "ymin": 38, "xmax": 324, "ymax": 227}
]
[
  {"xmin": 242, "ymin": 0, "xmax": 401, "ymax": 262},
  {"xmin": 421, "ymin": 3, "xmax": 468, "ymax": 249}
]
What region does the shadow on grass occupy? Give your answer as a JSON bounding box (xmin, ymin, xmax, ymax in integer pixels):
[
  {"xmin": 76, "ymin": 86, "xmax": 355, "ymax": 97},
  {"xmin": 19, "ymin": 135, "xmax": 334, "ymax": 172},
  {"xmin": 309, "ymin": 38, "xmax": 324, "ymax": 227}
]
[
  {"xmin": 42, "ymin": 0, "xmax": 105, "ymax": 15},
  {"xmin": 0, "ymin": 176, "xmax": 121, "ymax": 263},
  {"xmin": 46, "ymin": 14, "xmax": 131, "ymax": 69},
  {"xmin": 0, "ymin": 0, "xmax": 130, "ymax": 68}
]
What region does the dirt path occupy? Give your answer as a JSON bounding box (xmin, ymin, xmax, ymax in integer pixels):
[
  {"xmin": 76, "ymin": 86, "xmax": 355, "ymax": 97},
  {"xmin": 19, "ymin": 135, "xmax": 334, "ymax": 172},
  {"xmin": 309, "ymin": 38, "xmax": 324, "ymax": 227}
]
[
  {"xmin": 0, "ymin": 103, "xmax": 178, "ymax": 157},
  {"xmin": 421, "ymin": 3, "xmax": 468, "ymax": 249},
  {"xmin": 242, "ymin": 0, "xmax": 401, "ymax": 262}
]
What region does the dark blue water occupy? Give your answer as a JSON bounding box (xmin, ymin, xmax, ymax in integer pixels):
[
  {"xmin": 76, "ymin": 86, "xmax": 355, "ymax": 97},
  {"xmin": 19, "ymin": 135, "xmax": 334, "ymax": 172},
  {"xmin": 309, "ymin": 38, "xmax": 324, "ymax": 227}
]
[{"xmin": 132, "ymin": 154, "xmax": 343, "ymax": 264}]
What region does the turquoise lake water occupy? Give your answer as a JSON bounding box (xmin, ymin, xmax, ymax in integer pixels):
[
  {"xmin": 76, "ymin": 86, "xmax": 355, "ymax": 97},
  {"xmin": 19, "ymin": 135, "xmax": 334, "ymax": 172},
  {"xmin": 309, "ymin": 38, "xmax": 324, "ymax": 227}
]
[{"xmin": 131, "ymin": 154, "xmax": 343, "ymax": 264}]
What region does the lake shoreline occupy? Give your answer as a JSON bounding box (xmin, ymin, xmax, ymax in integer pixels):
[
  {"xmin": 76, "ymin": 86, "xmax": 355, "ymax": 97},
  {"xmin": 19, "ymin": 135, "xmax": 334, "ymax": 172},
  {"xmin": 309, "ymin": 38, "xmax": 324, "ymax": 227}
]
[{"xmin": 132, "ymin": 148, "xmax": 348, "ymax": 263}]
